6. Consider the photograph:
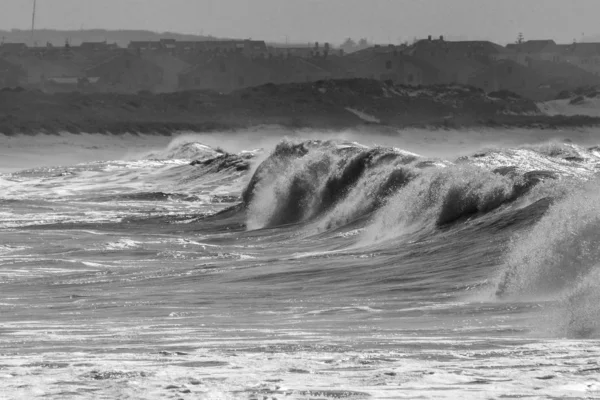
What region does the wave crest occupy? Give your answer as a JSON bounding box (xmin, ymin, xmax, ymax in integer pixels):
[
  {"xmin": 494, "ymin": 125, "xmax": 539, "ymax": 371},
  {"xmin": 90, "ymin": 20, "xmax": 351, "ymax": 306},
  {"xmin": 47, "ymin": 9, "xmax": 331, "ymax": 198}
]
[
  {"xmin": 242, "ymin": 139, "xmax": 595, "ymax": 234},
  {"xmin": 143, "ymin": 137, "xmax": 223, "ymax": 161},
  {"xmin": 363, "ymin": 165, "xmax": 519, "ymax": 241},
  {"xmin": 244, "ymin": 140, "xmax": 418, "ymax": 230}
]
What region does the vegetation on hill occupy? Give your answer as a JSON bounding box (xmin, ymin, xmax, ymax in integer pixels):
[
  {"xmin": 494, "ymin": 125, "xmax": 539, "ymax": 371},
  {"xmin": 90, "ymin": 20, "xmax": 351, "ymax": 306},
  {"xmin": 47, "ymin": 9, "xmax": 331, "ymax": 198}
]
[{"xmin": 1, "ymin": 79, "xmax": 599, "ymax": 135}]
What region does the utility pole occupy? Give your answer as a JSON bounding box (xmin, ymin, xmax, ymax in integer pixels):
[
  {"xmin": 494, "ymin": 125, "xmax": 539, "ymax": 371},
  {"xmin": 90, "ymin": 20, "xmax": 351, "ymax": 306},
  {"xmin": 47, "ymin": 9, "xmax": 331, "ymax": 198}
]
[
  {"xmin": 516, "ymin": 32, "xmax": 524, "ymax": 44},
  {"xmin": 31, "ymin": 0, "xmax": 37, "ymax": 43}
]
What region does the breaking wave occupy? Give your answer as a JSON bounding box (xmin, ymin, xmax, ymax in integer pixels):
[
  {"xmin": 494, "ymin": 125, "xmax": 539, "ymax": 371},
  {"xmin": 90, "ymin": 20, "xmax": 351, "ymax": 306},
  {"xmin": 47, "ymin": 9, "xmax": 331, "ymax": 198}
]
[
  {"xmin": 236, "ymin": 138, "xmax": 600, "ymax": 338},
  {"xmin": 143, "ymin": 137, "xmax": 223, "ymax": 161},
  {"xmin": 242, "ymin": 139, "xmax": 598, "ymax": 236},
  {"xmin": 243, "ymin": 140, "xmax": 430, "ymax": 230}
]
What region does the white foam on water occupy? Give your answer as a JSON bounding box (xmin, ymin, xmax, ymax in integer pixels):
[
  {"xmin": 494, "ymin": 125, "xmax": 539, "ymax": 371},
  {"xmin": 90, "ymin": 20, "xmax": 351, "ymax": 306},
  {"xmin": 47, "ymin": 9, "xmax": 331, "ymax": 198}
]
[
  {"xmin": 104, "ymin": 239, "xmax": 143, "ymax": 251},
  {"xmin": 1, "ymin": 331, "xmax": 600, "ymax": 399}
]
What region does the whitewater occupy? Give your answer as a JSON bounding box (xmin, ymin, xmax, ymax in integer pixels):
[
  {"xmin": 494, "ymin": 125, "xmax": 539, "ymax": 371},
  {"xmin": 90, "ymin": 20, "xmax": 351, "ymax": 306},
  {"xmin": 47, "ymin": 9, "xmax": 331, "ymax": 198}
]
[{"xmin": 1, "ymin": 127, "xmax": 600, "ymax": 399}]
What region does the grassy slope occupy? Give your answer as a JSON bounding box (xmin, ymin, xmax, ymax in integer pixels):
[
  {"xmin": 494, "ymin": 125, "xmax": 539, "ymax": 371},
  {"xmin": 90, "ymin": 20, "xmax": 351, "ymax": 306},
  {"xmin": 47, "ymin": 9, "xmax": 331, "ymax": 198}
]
[{"xmin": 1, "ymin": 79, "xmax": 599, "ymax": 135}]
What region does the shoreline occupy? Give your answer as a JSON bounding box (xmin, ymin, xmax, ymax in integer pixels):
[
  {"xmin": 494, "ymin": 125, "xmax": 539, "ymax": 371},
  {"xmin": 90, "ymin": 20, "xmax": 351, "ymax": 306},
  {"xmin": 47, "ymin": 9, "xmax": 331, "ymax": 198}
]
[{"xmin": 3, "ymin": 115, "xmax": 600, "ymax": 136}]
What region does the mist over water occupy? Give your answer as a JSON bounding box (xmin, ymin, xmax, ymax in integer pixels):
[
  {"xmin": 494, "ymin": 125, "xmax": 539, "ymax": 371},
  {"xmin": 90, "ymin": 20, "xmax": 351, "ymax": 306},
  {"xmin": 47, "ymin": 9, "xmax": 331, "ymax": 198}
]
[{"xmin": 2, "ymin": 127, "xmax": 600, "ymax": 399}]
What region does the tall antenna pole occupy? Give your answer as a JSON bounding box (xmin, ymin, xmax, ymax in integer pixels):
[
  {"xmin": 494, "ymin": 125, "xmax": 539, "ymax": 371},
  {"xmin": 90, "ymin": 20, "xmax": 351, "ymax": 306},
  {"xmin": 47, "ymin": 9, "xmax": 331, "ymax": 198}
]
[{"xmin": 31, "ymin": 0, "xmax": 37, "ymax": 42}]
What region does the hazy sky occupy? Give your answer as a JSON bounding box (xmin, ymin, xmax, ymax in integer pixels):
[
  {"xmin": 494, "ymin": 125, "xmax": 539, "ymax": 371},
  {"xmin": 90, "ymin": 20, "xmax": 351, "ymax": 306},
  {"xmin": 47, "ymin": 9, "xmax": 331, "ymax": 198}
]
[{"xmin": 1, "ymin": 0, "xmax": 599, "ymax": 45}]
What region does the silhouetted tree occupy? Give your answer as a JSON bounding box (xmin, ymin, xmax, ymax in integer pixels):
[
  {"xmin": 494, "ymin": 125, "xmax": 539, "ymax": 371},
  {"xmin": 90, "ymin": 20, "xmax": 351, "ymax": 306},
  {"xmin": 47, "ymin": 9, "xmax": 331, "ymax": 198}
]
[
  {"xmin": 340, "ymin": 37, "xmax": 372, "ymax": 53},
  {"xmin": 323, "ymin": 42, "xmax": 330, "ymax": 58},
  {"xmin": 341, "ymin": 38, "xmax": 357, "ymax": 53}
]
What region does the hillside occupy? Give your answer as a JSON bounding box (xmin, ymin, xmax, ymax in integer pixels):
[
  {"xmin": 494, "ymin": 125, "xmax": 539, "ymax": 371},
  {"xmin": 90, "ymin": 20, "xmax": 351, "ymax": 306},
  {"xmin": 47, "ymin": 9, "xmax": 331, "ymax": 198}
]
[{"xmin": 1, "ymin": 79, "xmax": 599, "ymax": 135}]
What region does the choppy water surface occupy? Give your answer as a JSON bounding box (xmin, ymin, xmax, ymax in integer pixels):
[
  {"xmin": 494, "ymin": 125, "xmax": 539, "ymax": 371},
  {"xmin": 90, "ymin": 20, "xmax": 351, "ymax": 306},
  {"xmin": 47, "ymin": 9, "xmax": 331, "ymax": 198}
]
[{"xmin": 1, "ymin": 129, "xmax": 600, "ymax": 399}]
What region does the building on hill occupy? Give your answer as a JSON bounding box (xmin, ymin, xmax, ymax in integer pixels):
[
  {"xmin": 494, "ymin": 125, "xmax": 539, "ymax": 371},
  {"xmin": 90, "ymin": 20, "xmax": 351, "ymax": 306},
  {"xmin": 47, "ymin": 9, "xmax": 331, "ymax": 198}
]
[
  {"xmin": 178, "ymin": 53, "xmax": 271, "ymax": 92},
  {"xmin": 172, "ymin": 41, "xmax": 207, "ymax": 53},
  {"xmin": 129, "ymin": 41, "xmax": 163, "ymax": 52},
  {"xmin": 308, "ymin": 55, "xmax": 354, "ymax": 80},
  {"xmin": 506, "ymin": 40, "xmax": 558, "ymax": 54},
  {"xmin": 442, "ymin": 40, "xmax": 507, "ymax": 64},
  {"xmin": 467, "ymin": 58, "xmax": 600, "ymax": 100},
  {"xmin": 406, "ymin": 56, "xmax": 442, "ymax": 84},
  {"xmin": 362, "ymin": 54, "xmax": 425, "ymax": 85},
  {"xmin": 409, "ymin": 37, "xmax": 506, "ymax": 63},
  {"xmin": 177, "ymin": 52, "xmax": 214, "ymax": 69},
  {"xmin": 42, "ymin": 76, "xmax": 101, "ymax": 93},
  {"xmin": 141, "ymin": 52, "xmax": 190, "ymax": 92},
  {"xmin": 405, "ymin": 36, "xmax": 507, "ymax": 84},
  {"xmin": 200, "ymin": 40, "xmax": 269, "ymax": 57},
  {"xmin": 343, "ymin": 48, "xmax": 439, "ymax": 85},
  {"xmin": 86, "ymin": 52, "xmax": 164, "ymax": 92},
  {"xmin": 197, "ymin": 41, "xmax": 240, "ymax": 53},
  {"xmin": 68, "ymin": 48, "xmax": 116, "ymax": 69},
  {"xmin": 28, "ymin": 46, "xmax": 59, "ymax": 57},
  {"xmin": 560, "ymin": 43, "xmax": 600, "ymax": 75},
  {"xmin": 159, "ymin": 39, "xmax": 177, "ymax": 50},
  {"xmin": 258, "ymin": 56, "xmax": 332, "ymax": 84},
  {"xmin": 366, "ymin": 44, "xmax": 405, "ymax": 54},
  {"xmin": 178, "ymin": 53, "xmax": 332, "ymax": 92},
  {"xmin": 4, "ymin": 55, "xmax": 85, "ymax": 86},
  {"xmin": 79, "ymin": 41, "xmax": 117, "ymax": 52},
  {"xmin": 269, "ymin": 46, "xmax": 315, "ymax": 59},
  {"xmin": 0, "ymin": 58, "xmax": 25, "ymax": 87},
  {"xmin": 130, "ymin": 39, "xmax": 269, "ymax": 58},
  {"xmin": 500, "ymin": 40, "xmax": 561, "ymax": 65},
  {"xmin": 244, "ymin": 41, "xmax": 269, "ymax": 57},
  {"xmin": 527, "ymin": 58, "xmax": 600, "ymax": 88},
  {"xmin": 26, "ymin": 43, "xmax": 77, "ymax": 60},
  {"xmin": 468, "ymin": 60, "xmax": 544, "ymax": 98},
  {"xmin": 268, "ymin": 42, "xmax": 336, "ymax": 59},
  {"xmin": 407, "ymin": 40, "xmax": 485, "ymax": 84},
  {"xmin": 0, "ymin": 43, "xmax": 27, "ymax": 56}
]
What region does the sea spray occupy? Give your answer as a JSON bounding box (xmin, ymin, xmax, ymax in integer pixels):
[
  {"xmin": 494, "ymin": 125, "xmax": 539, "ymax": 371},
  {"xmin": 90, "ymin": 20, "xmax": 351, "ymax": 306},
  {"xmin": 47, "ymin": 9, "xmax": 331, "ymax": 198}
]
[
  {"xmin": 362, "ymin": 165, "xmax": 517, "ymax": 242},
  {"xmin": 496, "ymin": 179, "xmax": 600, "ymax": 337},
  {"xmin": 497, "ymin": 179, "xmax": 600, "ymax": 297},
  {"xmin": 316, "ymin": 165, "xmax": 417, "ymax": 232}
]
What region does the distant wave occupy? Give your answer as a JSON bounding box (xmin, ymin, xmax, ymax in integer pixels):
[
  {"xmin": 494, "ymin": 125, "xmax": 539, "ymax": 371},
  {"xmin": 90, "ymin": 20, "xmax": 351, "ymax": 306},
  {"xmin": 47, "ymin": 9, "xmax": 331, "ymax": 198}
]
[
  {"xmin": 143, "ymin": 139, "xmax": 222, "ymax": 161},
  {"xmin": 190, "ymin": 153, "xmax": 253, "ymax": 172},
  {"xmin": 90, "ymin": 192, "xmax": 204, "ymax": 203}
]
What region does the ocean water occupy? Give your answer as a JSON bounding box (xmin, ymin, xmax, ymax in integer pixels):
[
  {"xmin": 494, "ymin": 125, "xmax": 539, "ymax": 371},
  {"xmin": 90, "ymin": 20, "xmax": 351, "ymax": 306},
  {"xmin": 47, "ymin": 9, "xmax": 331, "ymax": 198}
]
[{"xmin": 1, "ymin": 128, "xmax": 600, "ymax": 399}]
